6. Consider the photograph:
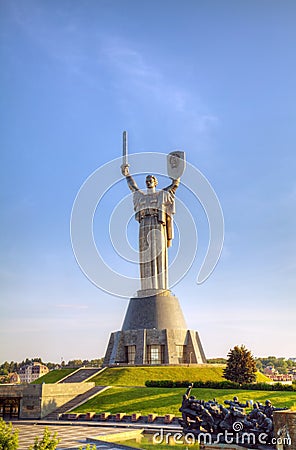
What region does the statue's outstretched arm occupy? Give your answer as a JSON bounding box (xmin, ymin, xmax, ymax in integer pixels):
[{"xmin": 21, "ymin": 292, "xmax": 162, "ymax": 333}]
[
  {"xmin": 164, "ymin": 178, "xmax": 180, "ymax": 195},
  {"xmin": 121, "ymin": 163, "xmax": 139, "ymax": 192},
  {"xmin": 126, "ymin": 175, "xmax": 139, "ymax": 192}
]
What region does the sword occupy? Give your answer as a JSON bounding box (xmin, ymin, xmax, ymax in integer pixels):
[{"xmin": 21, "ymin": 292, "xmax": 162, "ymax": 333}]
[{"xmin": 123, "ymin": 131, "xmax": 128, "ymax": 165}]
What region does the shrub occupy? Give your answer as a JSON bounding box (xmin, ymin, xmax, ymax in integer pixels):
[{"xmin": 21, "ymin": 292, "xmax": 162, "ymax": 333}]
[
  {"xmin": 28, "ymin": 428, "xmax": 59, "ymax": 450},
  {"xmin": 0, "ymin": 419, "xmax": 18, "ymax": 450},
  {"xmin": 145, "ymin": 379, "xmax": 296, "ymax": 391},
  {"xmin": 79, "ymin": 445, "xmax": 96, "ymax": 450}
]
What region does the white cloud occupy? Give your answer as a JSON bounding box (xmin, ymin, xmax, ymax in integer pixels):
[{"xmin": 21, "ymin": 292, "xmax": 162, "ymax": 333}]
[{"xmin": 101, "ymin": 40, "xmax": 160, "ymax": 82}]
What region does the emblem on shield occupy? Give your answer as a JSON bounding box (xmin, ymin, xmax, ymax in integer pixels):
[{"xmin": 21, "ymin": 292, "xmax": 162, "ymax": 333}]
[{"xmin": 167, "ymin": 151, "xmax": 186, "ymax": 179}]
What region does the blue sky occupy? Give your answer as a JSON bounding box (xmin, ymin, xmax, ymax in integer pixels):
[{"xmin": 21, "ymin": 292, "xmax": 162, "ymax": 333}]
[{"xmin": 1, "ymin": 0, "xmax": 296, "ymax": 362}]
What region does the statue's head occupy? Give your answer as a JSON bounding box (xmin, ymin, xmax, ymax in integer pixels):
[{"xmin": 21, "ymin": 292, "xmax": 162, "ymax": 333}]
[
  {"xmin": 233, "ymin": 396, "xmax": 238, "ymax": 402},
  {"xmin": 265, "ymin": 400, "xmax": 271, "ymax": 406},
  {"xmin": 146, "ymin": 175, "xmax": 158, "ymax": 188}
]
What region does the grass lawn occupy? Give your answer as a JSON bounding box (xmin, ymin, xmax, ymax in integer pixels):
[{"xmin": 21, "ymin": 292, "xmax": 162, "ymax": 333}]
[
  {"xmin": 117, "ymin": 435, "xmax": 197, "ymax": 450},
  {"xmin": 73, "ymin": 386, "xmax": 296, "ymax": 415},
  {"xmin": 32, "ymin": 368, "xmax": 75, "ymax": 384},
  {"xmin": 89, "ymin": 366, "xmax": 269, "ymax": 386}
]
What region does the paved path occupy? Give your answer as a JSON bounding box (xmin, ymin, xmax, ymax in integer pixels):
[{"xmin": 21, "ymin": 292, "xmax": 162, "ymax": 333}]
[{"xmin": 11, "ymin": 423, "xmax": 138, "ymax": 450}]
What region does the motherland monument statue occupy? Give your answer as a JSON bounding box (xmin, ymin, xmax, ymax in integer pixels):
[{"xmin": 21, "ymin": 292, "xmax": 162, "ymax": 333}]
[
  {"xmin": 120, "ymin": 131, "xmax": 184, "ymax": 293},
  {"xmin": 103, "ymin": 132, "xmax": 206, "ymax": 366}
]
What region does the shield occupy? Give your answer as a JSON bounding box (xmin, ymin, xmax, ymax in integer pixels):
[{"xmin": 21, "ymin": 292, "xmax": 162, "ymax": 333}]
[{"xmin": 167, "ymin": 151, "xmax": 186, "ymax": 179}]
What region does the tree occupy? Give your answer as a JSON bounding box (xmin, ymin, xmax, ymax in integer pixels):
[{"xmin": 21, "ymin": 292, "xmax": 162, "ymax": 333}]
[
  {"xmin": 207, "ymin": 358, "xmax": 227, "ymax": 364},
  {"xmin": 0, "ymin": 419, "xmax": 18, "ymax": 450},
  {"xmin": 28, "ymin": 428, "xmax": 59, "ymax": 450},
  {"xmin": 255, "ymin": 359, "xmax": 263, "ymax": 372},
  {"xmin": 223, "ymin": 345, "xmax": 257, "ymax": 384},
  {"xmin": 255, "ymin": 356, "xmax": 294, "ymax": 374},
  {"xmin": 66, "ymin": 359, "xmax": 83, "ymax": 368}
]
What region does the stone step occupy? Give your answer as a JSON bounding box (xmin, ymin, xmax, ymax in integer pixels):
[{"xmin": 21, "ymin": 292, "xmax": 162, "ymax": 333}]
[{"xmin": 59, "ymin": 367, "xmax": 103, "ymax": 383}]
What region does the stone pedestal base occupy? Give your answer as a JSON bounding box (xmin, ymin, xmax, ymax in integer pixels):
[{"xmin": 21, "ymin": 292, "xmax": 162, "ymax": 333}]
[
  {"xmin": 122, "ymin": 290, "xmax": 187, "ymax": 331},
  {"xmin": 103, "ymin": 290, "xmax": 206, "ymax": 366},
  {"xmin": 103, "ymin": 328, "xmax": 206, "ymax": 365}
]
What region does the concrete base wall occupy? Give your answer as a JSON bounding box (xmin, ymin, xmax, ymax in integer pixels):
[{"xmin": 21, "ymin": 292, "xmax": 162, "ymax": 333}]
[
  {"xmin": 20, "ymin": 384, "xmax": 43, "ymax": 419},
  {"xmin": 40, "ymin": 382, "xmax": 95, "ymax": 418},
  {"xmin": 104, "ymin": 328, "xmax": 206, "ymax": 365},
  {"xmin": 0, "ymin": 383, "xmax": 95, "ymax": 419},
  {"xmin": 104, "ymin": 289, "xmax": 206, "ymax": 366},
  {"xmin": 104, "ymin": 290, "xmax": 206, "ymax": 366},
  {"xmin": 0, "ymin": 384, "xmax": 43, "ymax": 419}
]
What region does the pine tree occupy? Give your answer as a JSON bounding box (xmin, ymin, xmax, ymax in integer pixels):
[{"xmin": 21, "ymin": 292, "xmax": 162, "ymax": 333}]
[{"xmin": 223, "ymin": 345, "xmax": 257, "ymax": 384}]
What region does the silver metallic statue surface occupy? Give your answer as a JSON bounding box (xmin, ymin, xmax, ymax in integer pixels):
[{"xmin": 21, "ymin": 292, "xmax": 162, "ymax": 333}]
[{"xmin": 120, "ymin": 132, "xmax": 185, "ymax": 292}]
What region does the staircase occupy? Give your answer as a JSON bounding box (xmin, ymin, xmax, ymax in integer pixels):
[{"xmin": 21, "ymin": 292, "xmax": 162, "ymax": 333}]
[
  {"xmin": 43, "ymin": 385, "xmax": 107, "ymax": 420},
  {"xmin": 58, "ymin": 367, "xmax": 104, "ymax": 383}
]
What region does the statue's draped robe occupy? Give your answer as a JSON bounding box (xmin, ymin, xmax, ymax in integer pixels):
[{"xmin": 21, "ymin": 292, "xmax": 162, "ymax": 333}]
[{"xmin": 127, "ymin": 177, "xmax": 178, "ymax": 291}]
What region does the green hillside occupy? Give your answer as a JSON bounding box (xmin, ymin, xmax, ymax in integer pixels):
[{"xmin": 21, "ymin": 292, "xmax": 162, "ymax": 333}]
[
  {"xmin": 89, "ymin": 365, "xmax": 270, "ymax": 386},
  {"xmin": 32, "ymin": 368, "xmax": 75, "ymax": 384},
  {"xmin": 31, "ymin": 365, "xmax": 270, "ymax": 386},
  {"xmin": 74, "ymin": 386, "xmax": 296, "ymax": 415},
  {"xmin": 256, "ymin": 371, "xmax": 272, "ymax": 382}
]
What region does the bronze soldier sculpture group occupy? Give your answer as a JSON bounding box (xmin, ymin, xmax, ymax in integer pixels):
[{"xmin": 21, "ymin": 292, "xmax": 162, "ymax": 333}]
[{"xmin": 179, "ymin": 384, "xmax": 288, "ymax": 448}]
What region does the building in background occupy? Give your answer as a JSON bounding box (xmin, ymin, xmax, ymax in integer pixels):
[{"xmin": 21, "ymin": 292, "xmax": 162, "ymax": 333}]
[
  {"xmin": 8, "ymin": 373, "xmax": 20, "ymax": 384},
  {"xmin": 18, "ymin": 362, "xmax": 49, "ymax": 383}
]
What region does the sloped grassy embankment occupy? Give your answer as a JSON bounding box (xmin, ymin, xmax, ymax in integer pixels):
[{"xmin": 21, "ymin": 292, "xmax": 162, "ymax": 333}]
[
  {"xmin": 32, "ymin": 366, "xmax": 295, "ymax": 415},
  {"xmin": 67, "ymin": 366, "xmax": 296, "ymax": 415},
  {"xmin": 73, "ymin": 386, "xmax": 296, "ymax": 416},
  {"xmin": 90, "ymin": 365, "xmax": 231, "ymax": 386},
  {"xmin": 32, "ymin": 368, "xmax": 76, "ymax": 384}
]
